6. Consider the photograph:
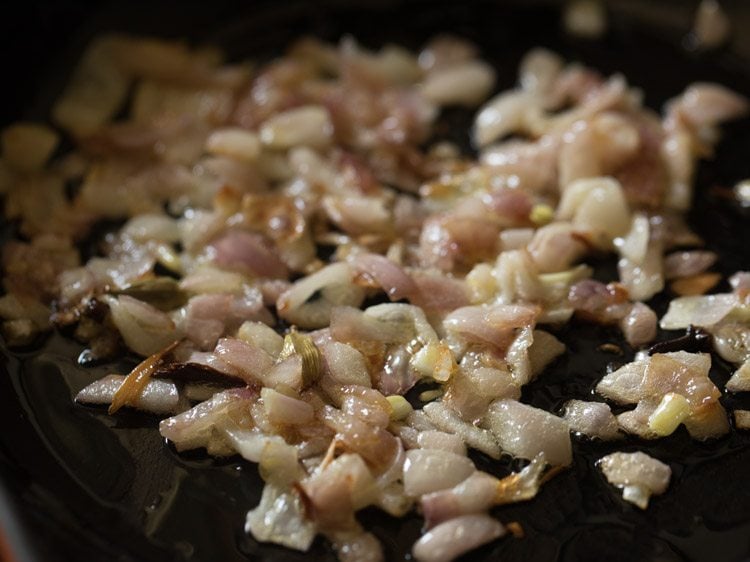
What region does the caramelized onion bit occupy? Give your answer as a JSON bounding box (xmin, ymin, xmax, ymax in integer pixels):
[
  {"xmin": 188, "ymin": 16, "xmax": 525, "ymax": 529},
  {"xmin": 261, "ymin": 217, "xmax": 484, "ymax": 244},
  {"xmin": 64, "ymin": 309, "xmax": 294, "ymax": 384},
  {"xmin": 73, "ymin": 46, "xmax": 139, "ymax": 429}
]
[{"xmin": 109, "ymin": 340, "xmax": 180, "ymax": 414}]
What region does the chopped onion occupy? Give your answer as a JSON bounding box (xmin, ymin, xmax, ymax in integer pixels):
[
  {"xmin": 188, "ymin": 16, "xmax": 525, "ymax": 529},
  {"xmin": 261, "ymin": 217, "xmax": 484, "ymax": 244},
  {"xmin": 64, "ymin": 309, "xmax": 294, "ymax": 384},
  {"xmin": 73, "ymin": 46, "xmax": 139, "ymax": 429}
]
[
  {"xmin": 485, "ymin": 399, "xmax": 572, "ymax": 466},
  {"xmin": 206, "ymin": 128, "xmax": 261, "ymax": 161},
  {"xmin": 563, "ymin": 400, "xmax": 622, "ymax": 440},
  {"xmin": 403, "ymin": 449, "xmax": 474, "ymax": 497},
  {"xmin": 733, "ymin": 409, "xmax": 750, "ymax": 430},
  {"xmin": 159, "ymin": 388, "xmax": 257, "ymax": 454},
  {"xmin": 214, "ymin": 337, "xmax": 275, "ymax": 384},
  {"xmin": 52, "ymin": 35, "xmax": 130, "ymax": 136},
  {"xmin": 726, "ymin": 359, "xmax": 750, "ymax": 392},
  {"xmin": 416, "ymin": 430, "xmax": 466, "ymax": 456},
  {"xmin": 245, "ymin": 484, "xmax": 316, "ymax": 551},
  {"xmin": 421, "ymin": 61, "xmax": 496, "ymax": 107},
  {"xmin": 660, "ymin": 293, "xmax": 739, "ymax": 329},
  {"xmin": 473, "ymin": 90, "xmax": 539, "ymax": 147},
  {"xmin": 261, "ymin": 387, "xmax": 314, "ymax": 425},
  {"xmin": 107, "ymin": 340, "xmax": 179, "ymax": 414},
  {"xmin": 277, "ymin": 263, "xmax": 365, "ymax": 329},
  {"xmin": 412, "ymin": 514, "xmax": 505, "ymax": 562},
  {"xmin": 422, "ymin": 401, "xmax": 500, "ymax": 459},
  {"xmin": 1, "ymin": 123, "xmax": 59, "ymax": 172},
  {"xmin": 259, "ymin": 105, "xmax": 333, "ymax": 149},
  {"xmin": 598, "ymin": 451, "xmax": 671, "ymax": 509},
  {"xmin": 563, "ymin": 0, "xmax": 607, "ymax": 39},
  {"xmin": 76, "ymin": 374, "xmax": 184, "ymax": 415},
  {"xmin": 104, "ymin": 295, "xmax": 178, "ymax": 357}
]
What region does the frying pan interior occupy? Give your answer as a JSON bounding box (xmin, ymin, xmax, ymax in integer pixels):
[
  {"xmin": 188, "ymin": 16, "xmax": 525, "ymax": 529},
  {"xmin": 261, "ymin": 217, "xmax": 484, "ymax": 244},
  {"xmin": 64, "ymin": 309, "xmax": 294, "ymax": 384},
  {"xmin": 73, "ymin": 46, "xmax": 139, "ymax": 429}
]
[{"xmin": 1, "ymin": 2, "xmax": 750, "ymax": 561}]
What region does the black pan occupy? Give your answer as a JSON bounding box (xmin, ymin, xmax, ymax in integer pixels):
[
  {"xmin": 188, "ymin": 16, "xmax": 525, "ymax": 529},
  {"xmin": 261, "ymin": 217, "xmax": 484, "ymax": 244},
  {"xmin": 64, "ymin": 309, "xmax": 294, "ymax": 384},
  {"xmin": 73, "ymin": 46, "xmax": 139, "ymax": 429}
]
[{"xmin": 2, "ymin": 1, "xmax": 750, "ymax": 561}]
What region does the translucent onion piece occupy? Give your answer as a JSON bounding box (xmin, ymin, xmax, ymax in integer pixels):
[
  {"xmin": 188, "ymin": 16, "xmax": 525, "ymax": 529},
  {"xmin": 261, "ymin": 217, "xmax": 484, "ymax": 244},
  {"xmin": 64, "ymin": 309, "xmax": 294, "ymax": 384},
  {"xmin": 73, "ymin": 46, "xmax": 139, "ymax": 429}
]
[
  {"xmin": 104, "ymin": 295, "xmax": 178, "ymax": 356},
  {"xmin": 402, "ymin": 449, "xmax": 474, "ymax": 497},
  {"xmin": 485, "ymin": 399, "xmax": 572, "ymax": 466},
  {"xmin": 245, "ymin": 484, "xmax": 317, "ymax": 551},
  {"xmin": 563, "ymin": 400, "xmax": 622, "ymax": 440},
  {"xmin": 277, "ymin": 263, "xmax": 365, "ymax": 329},
  {"xmin": 660, "ymin": 293, "xmax": 738, "ymax": 330},
  {"xmin": 259, "ymin": 105, "xmax": 333, "ymax": 149},
  {"xmin": 598, "ymin": 451, "xmax": 671, "ymax": 509},
  {"xmin": 1, "ymin": 123, "xmax": 59, "ymax": 172},
  {"xmin": 726, "ymin": 359, "xmax": 750, "ymax": 392},
  {"xmin": 422, "ymin": 401, "xmax": 501, "ymax": 459},
  {"xmin": 473, "ymin": 90, "xmax": 540, "ymax": 147},
  {"xmin": 159, "ymin": 388, "xmax": 257, "ymax": 453},
  {"xmin": 52, "ymin": 35, "xmax": 130, "ymax": 136},
  {"xmin": 412, "ymin": 514, "xmax": 505, "ymax": 562},
  {"xmin": 108, "ymin": 340, "xmax": 179, "ymax": 414},
  {"xmin": 76, "ymin": 374, "xmax": 183, "ymax": 415},
  {"xmin": 421, "ymin": 61, "xmax": 496, "ymax": 107}
]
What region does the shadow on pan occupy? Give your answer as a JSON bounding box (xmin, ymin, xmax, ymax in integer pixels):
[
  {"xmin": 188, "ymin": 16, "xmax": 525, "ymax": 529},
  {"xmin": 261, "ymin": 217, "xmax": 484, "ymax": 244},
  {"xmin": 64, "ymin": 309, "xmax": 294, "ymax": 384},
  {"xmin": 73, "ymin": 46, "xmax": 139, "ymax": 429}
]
[{"xmin": 1, "ymin": 1, "xmax": 750, "ymax": 561}]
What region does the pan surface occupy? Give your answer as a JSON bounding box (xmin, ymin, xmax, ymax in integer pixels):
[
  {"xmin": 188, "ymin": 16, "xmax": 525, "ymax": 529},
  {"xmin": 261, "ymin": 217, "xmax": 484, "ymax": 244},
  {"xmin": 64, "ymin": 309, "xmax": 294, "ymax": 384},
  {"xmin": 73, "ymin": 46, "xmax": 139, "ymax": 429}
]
[{"xmin": 1, "ymin": 1, "xmax": 750, "ymax": 561}]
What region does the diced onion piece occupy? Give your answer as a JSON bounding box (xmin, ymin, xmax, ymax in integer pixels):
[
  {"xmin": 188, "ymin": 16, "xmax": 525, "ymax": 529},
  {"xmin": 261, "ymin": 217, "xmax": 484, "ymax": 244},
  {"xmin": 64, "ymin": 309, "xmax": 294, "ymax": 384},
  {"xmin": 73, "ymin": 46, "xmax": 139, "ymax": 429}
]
[
  {"xmin": 519, "ymin": 48, "xmax": 563, "ymax": 95},
  {"xmin": 328, "ymin": 529, "xmax": 383, "ymax": 562},
  {"xmin": 403, "ymin": 449, "xmax": 474, "ymax": 497},
  {"xmin": 465, "ymin": 263, "xmax": 497, "ymax": 303},
  {"xmin": 563, "ymin": 0, "xmax": 608, "ymax": 39},
  {"xmin": 734, "ymin": 179, "xmax": 750, "ymax": 206},
  {"xmin": 237, "ymin": 321, "xmax": 284, "ymax": 358},
  {"xmin": 412, "ymin": 514, "xmax": 505, "ymax": 562},
  {"xmin": 387, "ymin": 395, "xmax": 413, "ymax": 421},
  {"xmin": 421, "ymin": 61, "xmax": 496, "ymax": 107},
  {"xmin": 1, "ymin": 123, "xmax": 59, "ymax": 172},
  {"xmin": 245, "ymin": 484, "xmax": 316, "ymax": 551},
  {"xmin": 693, "ymin": 0, "xmax": 730, "ymax": 50},
  {"xmin": 563, "ymin": 400, "xmax": 622, "ymax": 440},
  {"xmin": 726, "ymin": 359, "xmax": 750, "ymax": 392},
  {"xmin": 660, "ymin": 294, "xmax": 738, "ymax": 330},
  {"xmin": 206, "ymin": 128, "xmax": 261, "ymax": 161},
  {"xmin": 621, "ymin": 485, "xmax": 652, "ymax": 509},
  {"xmin": 320, "ymin": 341, "xmax": 371, "ymax": 389},
  {"xmin": 647, "ymin": 392, "xmax": 690, "ymax": 436},
  {"xmin": 558, "ymin": 177, "xmax": 631, "ymax": 249},
  {"xmin": 683, "ymin": 400, "xmax": 730, "ymax": 440},
  {"xmin": 122, "ymin": 214, "xmax": 180, "ymax": 243},
  {"xmin": 108, "ymin": 340, "xmax": 180, "ymax": 414},
  {"xmin": 76, "ymin": 374, "xmax": 183, "ymax": 415},
  {"xmin": 179, "ymin": 267, "xmax": 247, "ymax": 295},
  {"xmin": 259, "ymin": 105, "xmax": 332, "ymax": 149},
  {"xmin": 617, "ymin": 242, "xmax": 664, "ymax": 301},
  {"xmin": 224, "ymin": 429, "xmax": 281, "ymax": 463},
  {"xmin": 598, "ymin": 451, "xmax": 671, "ymax": 509},
  {"xmin": 615, "ymin": 213, "xmax": 649, "ymax": 264},
  {"xmin": 485, "ymin": 399, "xmax": 572, "ymax": 466},
  {"xmin": 259, "ymin": 439, "xmax": 302, "ymax": 487},
  {"xmin": 473, "ymin": 90, "xmax": 538, "ymax": 147},
  {"xmin": 277, "ymin": 263, "xmax": 364, "ymax": 329},
  {"xmin": 214, "ymin": 337, "xmax": 275, "ymax": 383},
  {"xmin": 423, "ymin": 401, "xmax": 501, "ymax": 459},
  {"xmin": 416, "ymin": 430, "xmax": 466, "ymax": 456},
  {"xmin": 733, "ymin": 410, "xmax": 750, "ymax": 430},
  {"xmin": 410, "ymin": 343, "xmax": 456, "ymax": 382},
  {"xmin": 663, "ymin": 251, "xmax": 717, "ymax": 280},
  {"xmin": 104, "ymin": 295, "xmax": 178, "ymax": 357},
  {"xmin": 52, "ymin": 36, "xmax": 130, "ymax": 136},
  {"xmin": 499, "ymin": 228, "xmax": 534, "ymax": 252},
  {"xmin": 620, "ymin": 303, "xmax": 658, "ymax": 347},
  {"xmin": 670, "ymin": 273, "xmax": 721, "ymax": 296},
  {"xmin": 261, "ymin": 387, "xmax": 314, "ymax": 425},
  {"xmin": 528, "ymin": 330, "xmax": 565, "ymax": 377},
  {"xmin": 159, "ymin": 389, "xmax": 255, "ymax": 454}
]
